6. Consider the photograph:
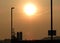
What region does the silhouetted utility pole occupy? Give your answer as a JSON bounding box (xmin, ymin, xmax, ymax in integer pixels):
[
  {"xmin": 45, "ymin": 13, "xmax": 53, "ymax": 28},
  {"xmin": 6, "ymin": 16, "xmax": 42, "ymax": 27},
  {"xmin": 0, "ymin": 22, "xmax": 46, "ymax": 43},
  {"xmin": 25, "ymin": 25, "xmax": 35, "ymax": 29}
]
[
  {"xmin": 11, "ymin": 7, "xmax": 15, "ymax": 39},
  {"xmin": 51, "ymin": 0, "xmax": 53, "ymax": 40},
  {"xmin": 48, "ymin": 0, "xmax": 56, "ymax": 40}
]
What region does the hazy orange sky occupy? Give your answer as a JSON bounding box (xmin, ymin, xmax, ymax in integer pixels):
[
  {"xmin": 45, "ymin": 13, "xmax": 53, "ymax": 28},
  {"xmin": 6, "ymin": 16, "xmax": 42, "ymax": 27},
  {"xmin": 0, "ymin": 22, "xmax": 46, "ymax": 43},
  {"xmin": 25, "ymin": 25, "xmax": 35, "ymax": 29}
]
[{"xmin": 0, "ymin": 0, "xmax": 60, "ymax": 40}]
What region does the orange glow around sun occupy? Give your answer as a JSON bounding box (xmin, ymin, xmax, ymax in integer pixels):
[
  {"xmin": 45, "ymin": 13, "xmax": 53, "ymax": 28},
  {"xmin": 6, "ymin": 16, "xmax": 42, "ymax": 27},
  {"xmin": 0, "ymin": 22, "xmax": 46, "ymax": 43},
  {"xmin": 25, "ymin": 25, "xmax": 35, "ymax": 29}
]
[{"xmin": 23, "ymin": 3, "xmax": 37, "ymax": 16}]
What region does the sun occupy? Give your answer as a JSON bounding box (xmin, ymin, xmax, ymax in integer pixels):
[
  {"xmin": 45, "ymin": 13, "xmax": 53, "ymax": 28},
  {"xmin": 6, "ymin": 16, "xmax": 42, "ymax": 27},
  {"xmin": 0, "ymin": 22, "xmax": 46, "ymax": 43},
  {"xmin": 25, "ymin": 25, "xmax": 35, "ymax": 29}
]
[{"xmin": 23, "ymin": 3, "xmax": 37, "ymax": 16}]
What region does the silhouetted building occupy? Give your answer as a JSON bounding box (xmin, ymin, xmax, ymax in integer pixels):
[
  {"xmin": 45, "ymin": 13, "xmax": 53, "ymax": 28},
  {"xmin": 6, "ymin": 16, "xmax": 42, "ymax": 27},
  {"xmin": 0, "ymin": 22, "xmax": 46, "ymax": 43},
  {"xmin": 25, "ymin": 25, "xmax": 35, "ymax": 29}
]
[
  {"xmin": 4, "ymin": 39, "xmax": 11, "ymax": 43},
  {"xmin": 17, "ymin": 32, "xmax": 22, "ymax": 41},
  {"xmin": 0, "ymin": 40, "xmax": 3, "ymax": 43},
  {"xmin": 42, "ymin": 36, "xmax": 60, "ymax": 40}
]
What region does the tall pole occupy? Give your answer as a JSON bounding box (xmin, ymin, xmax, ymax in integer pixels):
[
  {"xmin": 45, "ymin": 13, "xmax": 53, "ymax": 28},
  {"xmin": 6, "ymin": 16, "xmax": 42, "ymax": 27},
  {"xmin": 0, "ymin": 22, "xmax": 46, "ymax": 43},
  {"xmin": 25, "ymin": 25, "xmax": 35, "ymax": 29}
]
[
  {"xmin": 51, "ymin": 0, "xmax": 53, "ymax": 40},
  {"xmin": 11, "ymin": 7, "xmax": 15, "ymax": 39}
]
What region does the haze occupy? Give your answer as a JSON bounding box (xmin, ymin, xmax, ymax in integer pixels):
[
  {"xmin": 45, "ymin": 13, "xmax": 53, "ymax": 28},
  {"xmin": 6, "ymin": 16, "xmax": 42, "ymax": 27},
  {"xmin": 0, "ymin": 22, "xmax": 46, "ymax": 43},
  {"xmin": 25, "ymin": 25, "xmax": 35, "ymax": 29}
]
[{"xmin": 0, "ymin": 0, "xmax": 60, "ymax": 40}]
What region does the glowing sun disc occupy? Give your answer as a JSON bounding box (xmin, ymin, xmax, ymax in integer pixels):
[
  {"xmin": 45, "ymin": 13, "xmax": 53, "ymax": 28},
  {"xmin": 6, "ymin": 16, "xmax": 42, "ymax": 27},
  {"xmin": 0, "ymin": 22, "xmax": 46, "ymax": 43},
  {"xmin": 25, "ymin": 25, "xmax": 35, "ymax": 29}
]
[{"xmin": 24, "ymin": 3, "xmax": 37, "ymax": 16}]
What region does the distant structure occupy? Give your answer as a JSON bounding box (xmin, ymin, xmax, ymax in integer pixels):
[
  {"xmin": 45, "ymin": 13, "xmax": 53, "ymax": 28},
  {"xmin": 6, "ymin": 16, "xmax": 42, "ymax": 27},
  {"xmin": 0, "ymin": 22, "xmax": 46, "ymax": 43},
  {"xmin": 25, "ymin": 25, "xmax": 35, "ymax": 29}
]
[
  {"xmin": 42, "ymin": 36, "xmax": 60, "ymax": 40},
  {"xmin": 17, "ymin": 32, "xmax": 22, "ymax": 41},
  {"xmin": 11, "ymin": 7, "xmax": 23, "ymax": 43},
  {"xmin": 11, "ymin": 32, "xmax": 22, "ymax": 43}
]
